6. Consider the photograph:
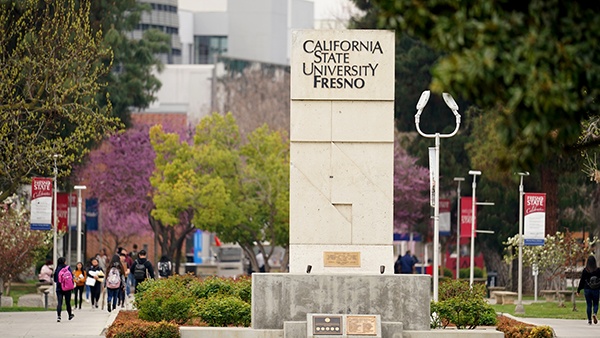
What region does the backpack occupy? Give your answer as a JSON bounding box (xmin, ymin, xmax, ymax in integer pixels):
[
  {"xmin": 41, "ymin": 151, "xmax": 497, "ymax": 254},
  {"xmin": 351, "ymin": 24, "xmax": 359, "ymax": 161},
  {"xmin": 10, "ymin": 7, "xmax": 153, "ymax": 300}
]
[
  {"xmin": 133, "ymin": 260, "xmax": 147, "ymax": 280},
  {"xmin": 158, "ymin": 261, "xmax": 171, "ymax": 278},
  {"xmin": 588, "ymin": 276, "xmax": 600, "ymax": 290},
  {"xmin": 58, "ymin": 266, "xmax": 75, "ymax": 291},
  {"xmin": 106, "ymin": 267, "xmax": 121, "ymax": 289}
]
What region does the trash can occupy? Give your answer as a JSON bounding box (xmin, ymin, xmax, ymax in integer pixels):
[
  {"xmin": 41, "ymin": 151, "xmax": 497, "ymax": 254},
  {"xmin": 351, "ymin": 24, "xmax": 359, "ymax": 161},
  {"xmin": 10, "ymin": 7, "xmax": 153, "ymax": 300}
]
[{"xmin": 487, "ymin": 271, "xmax": 498, "ymax": 298}]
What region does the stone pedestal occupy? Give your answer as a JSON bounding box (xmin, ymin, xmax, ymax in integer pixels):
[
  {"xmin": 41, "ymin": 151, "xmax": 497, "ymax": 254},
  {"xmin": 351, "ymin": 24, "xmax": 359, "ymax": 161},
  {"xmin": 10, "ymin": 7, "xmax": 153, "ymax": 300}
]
[{"xmin": 252, "ymin": 273, "xmax": 430, "ymax": 334}]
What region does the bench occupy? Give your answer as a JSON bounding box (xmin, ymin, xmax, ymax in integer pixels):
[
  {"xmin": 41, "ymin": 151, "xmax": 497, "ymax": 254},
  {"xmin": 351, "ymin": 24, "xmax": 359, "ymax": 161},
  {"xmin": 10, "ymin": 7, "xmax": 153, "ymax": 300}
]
[
  {"xmin": 488, "ymin": 286, "xmax": 506, "ymax": 299},
  {"xmin": 540, "ymin": 290, "xmax": 557, "ymax": 301},
  {"xmin": 494, "ymin": 291, "xmax": 518, "ymax": 305},
  {"xmin": 35, "ymin": 282, "xmax": 52, "ymax": 294},
  {"xmin": 558, "ymin": 290, "xmax": 575, "ymax": 302}
]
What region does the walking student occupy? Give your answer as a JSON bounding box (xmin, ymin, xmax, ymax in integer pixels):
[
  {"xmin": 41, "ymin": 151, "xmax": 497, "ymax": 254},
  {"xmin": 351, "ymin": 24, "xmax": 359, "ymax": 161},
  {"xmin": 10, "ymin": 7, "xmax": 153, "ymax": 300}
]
[
  {"xmin": 73, "ymin": 262, "xmax": 86, "ymax": 310},
  {"xmin": 53, "ymin": 257, "xmax": 75, "ymax": 322},
  {"xmin": 157, "ymin": 255, "xmax": 173, "ymax": 279},
  {"xmin": 87, "ymin": 257, "xmax": 104, "ymax": 308},
  {"xmin": 132, "ymin": 250, "xmax": 155, "ymax": 292},
  {"xmin": 106, "ymin": 254, "xmax": 126, "ymax": 312},
  {"xmin": 577, "ymin": 255, "xmax": 600, "ymax": 325}
]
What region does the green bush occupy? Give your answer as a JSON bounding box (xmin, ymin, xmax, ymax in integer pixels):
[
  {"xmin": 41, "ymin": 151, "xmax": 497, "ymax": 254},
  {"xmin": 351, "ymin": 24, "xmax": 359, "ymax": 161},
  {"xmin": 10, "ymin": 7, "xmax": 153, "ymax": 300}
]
[
  {"xmin": 459, "ymin": 267, "xmax": 483, "ymax": 279},
  {"xmin": 135, "ymin": 276, "xmax": 196, "ymax": 324},
  {"xmin": 231, "ymin": 276, "xmax": 252, "ymax": 304},
  {"xmin": 441, "ymin": 267, "xmax": 454, "ymax": 278},
  {"xmin": 193, "ymin": 294, "xmax": 251, "ymax": 327},
  {"xmin": 190, "ymin": 276, "xmax": 234, "ymax": 299},
  {"xmin": 105, "ymin": 319, "xmax": 179, "ymax": 338},
  {"xmin": 431, "ymin": 279, "xmax": 497, "ymax": 329}
]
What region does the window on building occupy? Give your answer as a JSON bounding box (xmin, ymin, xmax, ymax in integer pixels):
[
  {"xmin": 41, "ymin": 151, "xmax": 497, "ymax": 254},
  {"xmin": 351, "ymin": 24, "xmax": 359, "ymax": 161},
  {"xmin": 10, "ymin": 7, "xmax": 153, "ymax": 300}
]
[{"xmin": 194, "ymin": 36, "xmax": 227, "ymax": 64}]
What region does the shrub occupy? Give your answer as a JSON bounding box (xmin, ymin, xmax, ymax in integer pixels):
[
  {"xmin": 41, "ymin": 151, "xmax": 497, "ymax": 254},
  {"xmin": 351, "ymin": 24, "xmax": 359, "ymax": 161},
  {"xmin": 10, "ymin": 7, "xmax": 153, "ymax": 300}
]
[
  {"xmin": 193, "ymin": 294, "xmax": 251, "ymax": 327},
  {"xmin": 105, "ymin": 319, "xmax": 179, "ymax": 338},
  {"xmin": 135, "ymin": 276, "xmax": 196, "ymax": 324},
  {"xmin": 496, "ymin": 316, "xmax": 553, "ymax": 338},
  {"xmin": 231, "ymin": 276, "xmax": 252, "ymax": 303},
  {"xmin": 431, "ymin": 279, "xmax": 497, "ymax": 329},
  {"xmin": 190, "ymin": 276, "xmax": 234, "ymax": 299},
  {"xmin": 459, "ymin": 267, "xmax": 483, "ymax": 279},
  {"xmin": 440, "ymin": 267, "xmax": 454, "ymax": 278}
]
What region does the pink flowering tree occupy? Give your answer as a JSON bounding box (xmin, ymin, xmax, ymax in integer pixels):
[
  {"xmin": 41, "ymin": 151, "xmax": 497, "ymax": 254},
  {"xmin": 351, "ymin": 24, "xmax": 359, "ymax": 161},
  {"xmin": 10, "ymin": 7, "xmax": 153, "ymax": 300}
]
[
  {"xmin": 76, "ymin": 124, "xmax": 156, "ymax": 253},
  {"xmin": 393, "ymin": 144, "xmax": 430, "ymax": 234}
]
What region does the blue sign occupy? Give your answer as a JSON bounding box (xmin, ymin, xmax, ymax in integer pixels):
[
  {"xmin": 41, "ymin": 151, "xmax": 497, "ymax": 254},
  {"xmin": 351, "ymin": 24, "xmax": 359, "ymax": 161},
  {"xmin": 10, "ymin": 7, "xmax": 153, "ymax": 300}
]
[
  {"xmin": 85, "ymin": 198, "xmax": 98, "ymax": 231},
  {"xmin": 193, "ymin": 230, "xmax": 203, "ymax": 263}
]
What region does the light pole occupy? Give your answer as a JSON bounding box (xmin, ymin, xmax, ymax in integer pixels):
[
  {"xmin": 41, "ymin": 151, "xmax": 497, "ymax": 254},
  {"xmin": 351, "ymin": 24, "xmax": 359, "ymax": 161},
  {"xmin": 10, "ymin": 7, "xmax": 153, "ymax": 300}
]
[
  {"xmin": 74, "ymin": 185, "xmax": 86, "ymax": 264},
  {"xmin": 515, "ymin": 172, "xmax": 530, "ymax": 314},
  {"xmin": 453, "ymin": 177, "xmax": 465, "ymax": 280},
  {"xmin": 52, "ymin": 154, "xmax": 62, "ymax": 291},
  {"xmin": 468, "ymin": 170, "xmax": 481, "ymax": 286},
  {"xmin": 415, "ymin": 90, "xmax": 461, "ymax": 301}
]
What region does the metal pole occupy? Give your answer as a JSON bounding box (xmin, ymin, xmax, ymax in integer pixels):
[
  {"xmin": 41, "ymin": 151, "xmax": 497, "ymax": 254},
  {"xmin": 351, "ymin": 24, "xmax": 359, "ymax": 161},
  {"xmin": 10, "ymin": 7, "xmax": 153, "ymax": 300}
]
[
  {"xmin": 67, "ymin": 195, "xmax": 71, "ymax": 266},
  {"xmin": 433, "ymin": 134, "xmax": 440, "ymax": 299},
  {"xmin": 52, "ymin": 154, "xmax": 61, "ymax": 292},
  {"xmin": 454, "ymin": 178, "xmax": 464, "ymax": 280},
  {"xmin": 74, "ymin": 186, "xmax": 86, "ymax": 264},
  {"xmin": 414, "ymin": 90, "xmax": 461, "ymax": 302},
  {"xmin": 468, "ymin": 170, "xmax": 481, "ymax": 287},
  {"xmin": 515, "ymin": 172, "xmax": 529, "ymax": 314}
]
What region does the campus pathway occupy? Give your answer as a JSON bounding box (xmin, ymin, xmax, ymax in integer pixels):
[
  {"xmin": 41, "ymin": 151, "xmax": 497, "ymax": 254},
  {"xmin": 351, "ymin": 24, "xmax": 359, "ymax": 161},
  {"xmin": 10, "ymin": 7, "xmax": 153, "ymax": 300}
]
[
  {"xmin": 510, "ymin": 315, "xmax": 600, "ymax": 338},
  {"xmin": 0, "ymin": 296, "xmax": 130, "ymax": 338}
]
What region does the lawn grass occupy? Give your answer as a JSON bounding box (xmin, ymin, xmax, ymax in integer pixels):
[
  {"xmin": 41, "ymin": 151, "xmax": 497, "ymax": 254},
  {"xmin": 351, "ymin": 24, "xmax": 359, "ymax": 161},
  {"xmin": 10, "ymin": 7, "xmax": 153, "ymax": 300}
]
[{"xmin": 493, "ymin": 301, "xmax": 589, "ymax": 320}]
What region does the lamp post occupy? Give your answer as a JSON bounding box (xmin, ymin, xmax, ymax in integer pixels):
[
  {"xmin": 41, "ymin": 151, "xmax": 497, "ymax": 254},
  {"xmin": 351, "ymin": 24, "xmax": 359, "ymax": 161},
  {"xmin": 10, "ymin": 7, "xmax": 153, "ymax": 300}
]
[
  {"xmin": 515, "ymin": 172, "xmax": 530, "ymax": 314},
  {"xmin": 52, "ymin": 154, "xmax": 62, "ymax": 291},
  {"xmin": 453, "ymin": 177, "xmax": 465, "ymax": 280},
  {"xmin": 468, "ymin": 170, "xmax": 481, "ymax": 286},
  {"xmin": 415, "ymin": 90, "xmax": 461, "ymax": 301},
  {"xmin": 74, "ymin": 185, "xmax": 86, "ymax": 264}
]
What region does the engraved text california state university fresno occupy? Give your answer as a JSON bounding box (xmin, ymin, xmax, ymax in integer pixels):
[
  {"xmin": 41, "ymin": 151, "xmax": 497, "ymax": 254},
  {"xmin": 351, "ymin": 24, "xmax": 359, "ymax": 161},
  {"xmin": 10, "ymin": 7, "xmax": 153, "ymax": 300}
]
[{"xmin": 301, "ymin": 39, "xmax": 384, "ymax": 89}]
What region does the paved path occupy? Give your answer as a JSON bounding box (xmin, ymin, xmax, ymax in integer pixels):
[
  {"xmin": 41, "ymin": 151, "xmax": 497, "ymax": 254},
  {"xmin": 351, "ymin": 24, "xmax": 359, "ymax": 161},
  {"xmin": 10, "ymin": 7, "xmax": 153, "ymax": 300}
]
[
  {"xmin": 510, "ymin": 315, "xmax": 600, "ymax": 338},
  {"xmin": 0, "ymin": 296, "xmax": 131, "ymax": 338}
]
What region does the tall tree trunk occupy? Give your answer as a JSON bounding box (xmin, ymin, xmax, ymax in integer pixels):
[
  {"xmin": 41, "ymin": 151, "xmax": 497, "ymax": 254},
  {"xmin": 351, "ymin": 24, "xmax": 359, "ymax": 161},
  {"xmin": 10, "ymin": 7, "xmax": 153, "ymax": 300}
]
[
  {"xmin": 481, "ymin": 244, "xmax": 510, "ymax": 287},
  {"xmin": 540, "ymin": 166, "xmax": 558, "ymax": 236}
]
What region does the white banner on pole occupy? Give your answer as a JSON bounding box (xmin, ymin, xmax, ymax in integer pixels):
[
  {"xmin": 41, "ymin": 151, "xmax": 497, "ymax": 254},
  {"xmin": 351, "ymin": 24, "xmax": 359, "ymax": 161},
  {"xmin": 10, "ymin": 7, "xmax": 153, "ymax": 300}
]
[
  {"xmin": 439, "ymin": 199, "xmax": 451, "ymax": 235},
  {"xmin": 524, "ymin": 193, "xmax": 546, "ymax": 245},
  {"xmin": 30, "ymin": 177, "xmax": 53, "ymax": 230},
  {"xmin": 428, "ymin": 147, "xmax": 436, "ymax": 207}
]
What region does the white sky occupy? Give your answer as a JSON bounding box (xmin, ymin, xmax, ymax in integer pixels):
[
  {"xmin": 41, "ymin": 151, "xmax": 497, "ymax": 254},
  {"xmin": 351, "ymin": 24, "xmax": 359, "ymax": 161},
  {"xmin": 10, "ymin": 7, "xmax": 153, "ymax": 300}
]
[{"xmin": 311, "ymin": 0, "xmax": 361, "ymax": 21}]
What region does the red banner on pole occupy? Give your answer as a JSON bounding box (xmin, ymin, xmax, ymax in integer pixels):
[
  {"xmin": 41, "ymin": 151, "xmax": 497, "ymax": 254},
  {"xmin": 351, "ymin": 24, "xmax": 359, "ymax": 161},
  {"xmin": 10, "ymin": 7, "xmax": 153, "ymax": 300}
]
[
  {"xmin": 460, "ymin": 197, "xmax": 476, "ymax": 238},
  {"xmin": 56, "ymin": 192, "xmax": 69, "ymax": 232}
]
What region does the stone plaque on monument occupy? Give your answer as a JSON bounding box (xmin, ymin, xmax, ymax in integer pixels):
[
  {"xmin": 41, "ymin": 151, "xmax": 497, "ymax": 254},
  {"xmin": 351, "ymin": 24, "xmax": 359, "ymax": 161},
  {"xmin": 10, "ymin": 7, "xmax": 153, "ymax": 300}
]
[
  {"xmin": 323, "ymin": 251, "xmax": 361, "ymax": 267},
  {"xmin": 290, "ymin": 29, "xmax": 395, "ymax": 274},
  {"xmin": 312, "ymin": 315, "xmax": 342, "ymax": 335},
  {"xmin": 347, "ymin": 315, "xmax": 377, "ymax": 336}
]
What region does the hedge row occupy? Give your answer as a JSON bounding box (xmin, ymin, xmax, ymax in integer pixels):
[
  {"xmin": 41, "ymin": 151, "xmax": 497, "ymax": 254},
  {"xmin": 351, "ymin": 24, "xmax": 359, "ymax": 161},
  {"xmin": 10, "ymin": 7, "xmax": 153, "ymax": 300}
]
[
  {"xmin": 134, "ymin": 274, "xmax": 251, "ymax": 327},
  {"xmin": 496, "ymin": 316, "xmax": 553, "ymax": 338}
]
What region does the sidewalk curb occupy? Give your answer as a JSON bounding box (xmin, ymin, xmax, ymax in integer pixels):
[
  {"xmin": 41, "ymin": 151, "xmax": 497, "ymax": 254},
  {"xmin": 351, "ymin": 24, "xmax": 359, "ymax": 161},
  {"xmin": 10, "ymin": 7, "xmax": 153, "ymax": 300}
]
[
  {"xmin": 500, "ymin": 313, "xmax": 558, "ymax": 337},
  {"xmin": 101, "ymin": 307, "xmax": 120, "ymax": 336}
]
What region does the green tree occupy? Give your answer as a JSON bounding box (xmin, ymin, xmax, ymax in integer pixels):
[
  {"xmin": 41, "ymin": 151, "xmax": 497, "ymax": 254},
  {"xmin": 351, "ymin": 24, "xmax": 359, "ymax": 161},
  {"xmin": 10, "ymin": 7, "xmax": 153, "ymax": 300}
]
[
  {"xmin": 89, "ymin": 0, "xmax": 170, "ymax": 127},
  {"xmin": 373, "ymin": 0, "xmax": 600, "ymax": 171},
  {"xmin": 150, "ymin": 113, "xmax": 290, "ymax": 272},
  {"xmin": 0, "ymin": 0, "xmax": 119, "ymax": 203}
]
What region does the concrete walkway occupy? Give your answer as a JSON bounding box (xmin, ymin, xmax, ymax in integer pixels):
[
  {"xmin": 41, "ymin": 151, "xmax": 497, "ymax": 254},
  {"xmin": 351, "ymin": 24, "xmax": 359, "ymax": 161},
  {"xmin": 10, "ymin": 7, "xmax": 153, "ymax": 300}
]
[
  {"xmin": 505, "ymin": 314, "xmax": 600, "ymax": 338},
  {"xmin": 0, "ymin": 296, "xmax": 130, "ymax": 338}
]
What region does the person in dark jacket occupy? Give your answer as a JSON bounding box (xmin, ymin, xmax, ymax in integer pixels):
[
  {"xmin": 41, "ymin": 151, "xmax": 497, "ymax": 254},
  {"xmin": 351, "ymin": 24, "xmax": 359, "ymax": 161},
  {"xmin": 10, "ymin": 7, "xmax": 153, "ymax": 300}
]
[
  {"xmin": 132, "ymin": 250, "xmax": 155, "ymax": 292},
  {"xmin": 87, "ymin": 257, "xmax": 104, "ymax": 308},
  {"xmin": 53, "ymin": 257, "xmax": 74, "ymax": 322},
  {"xmin": 577, "ymin": 255, "xmax": 600, "ymax": 325}
]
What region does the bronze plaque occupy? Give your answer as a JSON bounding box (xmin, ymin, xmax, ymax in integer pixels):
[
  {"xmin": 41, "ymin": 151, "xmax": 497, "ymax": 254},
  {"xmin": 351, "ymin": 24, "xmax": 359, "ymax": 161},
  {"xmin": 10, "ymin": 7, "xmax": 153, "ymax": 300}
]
[
  {"xmin": 312, "ymin": 315, "xmax": 342, "ymax": 335},
  {"xmin": 347, "ymin": 315, "xmax": 377, "ymax": 336},
  {"xmin": 323, "ymin": 252, "xmax": 361, "ymax": 267}
]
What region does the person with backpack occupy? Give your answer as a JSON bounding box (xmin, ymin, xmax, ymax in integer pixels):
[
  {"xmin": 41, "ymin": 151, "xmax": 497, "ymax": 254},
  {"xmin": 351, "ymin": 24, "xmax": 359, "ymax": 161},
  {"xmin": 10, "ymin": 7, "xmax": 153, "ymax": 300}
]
[
  {"xmin": 105, "ymin": 254, "xmax": 126, "ymax": 312},
  {"xmin": 132, "ymin": 249, "xmax": 154, "ymax": 292},
  {"xmin": 158, "ymin": 255, "xmax": 173, "ymax": 279},
  {"xmin": 53, "ymin": 257, "xmax": 75, "ymax": 322},
  {"xmin": 577, "ymin": 255, "xmax": 600, "ymax": 325}
]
